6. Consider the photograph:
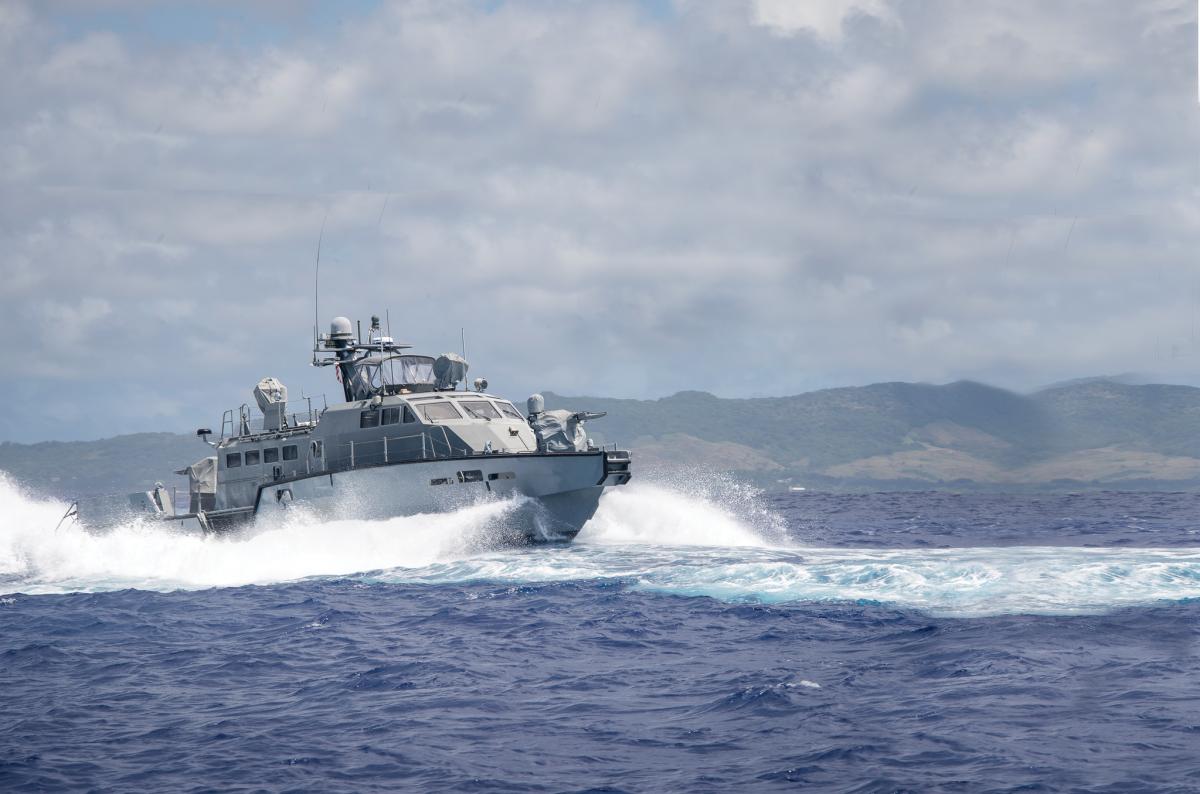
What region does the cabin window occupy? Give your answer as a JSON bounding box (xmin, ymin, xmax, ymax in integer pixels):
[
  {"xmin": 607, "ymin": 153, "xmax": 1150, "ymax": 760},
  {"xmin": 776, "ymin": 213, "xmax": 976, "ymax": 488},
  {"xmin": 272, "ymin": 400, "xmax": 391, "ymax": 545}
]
[
  {"xmin": 496, "ymin": 402, "xmax": 524, "ymax": 421},
  {"xmin": 488, "ymin": 471, "xmax": 516, "ymax": 481},
  {"xmin": 383, "ymin": 405, "xmax": 416, "ymax": 425},
  {"xmin": 430, "ymin": 477, "xmax": 452, "ymax": 486},
  {"xmin": 225, "ymin": 452, "xmax": 242, "ymax": 468},
  {"xmin": 360, "ymin": 410, "xmax": 380, "ymax": 429},
  {"xmin": 461, "ymin": 401, "xmax": 501, "ymax": 420},
  {"xmin": 419, "ymin": 402, "xmax": 461, "ymax": 422},
  {"xmin": 244, "ymin": 450, "xmax": 260, "ymax": 466},
  {"xmin": 457, "ymin": 469, "xmax": 483, "ymax": 483},
  {"xmin": 283, "ymin": 445, "xmax": 298, "ymax": 461},
  {"xmin": 263, "ymin": 448, "xmax": 279, "ymax": 463}
]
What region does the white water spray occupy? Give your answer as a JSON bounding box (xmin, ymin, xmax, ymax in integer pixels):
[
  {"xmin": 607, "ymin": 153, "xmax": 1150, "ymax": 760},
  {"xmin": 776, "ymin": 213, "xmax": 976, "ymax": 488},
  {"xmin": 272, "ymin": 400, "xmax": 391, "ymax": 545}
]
[
  {"xmin": 4, "ymin": 474, "xmax": 1200, "ymax": 617},
  {"xmin": 579, "ymin": 481, "xmax": 773, "ymax": 547},
  {"xmin": 0, "ymin": 474, "xmax": 519, "ymax": 594}
]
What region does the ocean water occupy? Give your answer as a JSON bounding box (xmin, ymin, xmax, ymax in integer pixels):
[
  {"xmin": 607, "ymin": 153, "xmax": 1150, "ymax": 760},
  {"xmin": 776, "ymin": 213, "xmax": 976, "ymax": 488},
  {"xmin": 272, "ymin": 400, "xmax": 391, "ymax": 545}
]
[{"xmin": 2, "ymin": 475, "xmax": 1199, "ymax": 792}]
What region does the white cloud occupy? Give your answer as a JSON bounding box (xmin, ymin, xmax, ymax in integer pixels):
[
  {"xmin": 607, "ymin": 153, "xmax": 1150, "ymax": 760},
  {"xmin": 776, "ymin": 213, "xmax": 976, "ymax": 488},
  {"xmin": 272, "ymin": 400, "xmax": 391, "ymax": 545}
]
[
  {"xmin": 0, "ymin": 1, "xmax": 33, "ymax": 47},
  {"xmin": 125, "ymin": 53, "xmax": 367, "ymax": 137},
  {"xmin": 36, "ymin": 297, "xmax": 113, "ymax": 359},
  {"xmin": 890, "ymin": 317, "xmax": 953, "ymax": 348},
  {"xmin": 752, "ymin": 0, "xmax": 896, "ymax": 42},
  {"xmin": 0, "ymin": 0, "xmax": 1198, "ymax": 441}
]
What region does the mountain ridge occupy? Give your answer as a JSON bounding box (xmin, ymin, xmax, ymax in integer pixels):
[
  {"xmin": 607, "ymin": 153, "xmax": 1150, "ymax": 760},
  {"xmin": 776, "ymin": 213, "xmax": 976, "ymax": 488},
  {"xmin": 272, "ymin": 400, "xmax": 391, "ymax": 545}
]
[{"xmin": 4, "ymin": 379, "xmax": 1200, "ymax": 497}]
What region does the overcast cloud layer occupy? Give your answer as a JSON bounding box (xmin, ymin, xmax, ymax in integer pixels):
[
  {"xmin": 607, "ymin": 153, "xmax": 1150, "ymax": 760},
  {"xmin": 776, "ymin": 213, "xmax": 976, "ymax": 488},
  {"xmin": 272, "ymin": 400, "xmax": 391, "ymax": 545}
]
[{"xmin": 1, "ymin": 0, "xmax": 1198, "ymax": 441}]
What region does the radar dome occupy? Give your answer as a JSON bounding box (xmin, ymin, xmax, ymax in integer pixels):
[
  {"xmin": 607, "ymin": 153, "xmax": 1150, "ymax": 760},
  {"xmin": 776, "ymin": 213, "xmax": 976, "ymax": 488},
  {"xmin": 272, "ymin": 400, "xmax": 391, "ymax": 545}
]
[{"xmin": 330, "ymin": 316, "xmax": 353, "ymax": 338}]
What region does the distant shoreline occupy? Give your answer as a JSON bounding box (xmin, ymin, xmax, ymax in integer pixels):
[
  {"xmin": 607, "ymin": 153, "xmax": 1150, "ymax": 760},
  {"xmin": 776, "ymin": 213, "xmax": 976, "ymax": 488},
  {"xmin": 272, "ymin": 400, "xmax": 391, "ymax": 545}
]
[{"xmin": 5, "ymin": 377, "xmax": 1200, "ymax": 498}]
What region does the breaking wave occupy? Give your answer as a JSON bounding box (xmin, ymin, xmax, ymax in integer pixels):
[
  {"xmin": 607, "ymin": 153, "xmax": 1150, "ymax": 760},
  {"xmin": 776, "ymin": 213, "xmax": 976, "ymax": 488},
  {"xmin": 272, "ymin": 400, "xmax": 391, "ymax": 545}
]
[{"xmin": 3, "ymin": 473, "xmax": 1200, "ymax": 616}]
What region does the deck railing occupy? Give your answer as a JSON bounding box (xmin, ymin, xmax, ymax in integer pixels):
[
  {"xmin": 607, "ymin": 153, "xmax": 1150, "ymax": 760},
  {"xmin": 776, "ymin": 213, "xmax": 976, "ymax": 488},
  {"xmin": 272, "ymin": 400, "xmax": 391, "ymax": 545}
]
[
  {"xmin": 333, "ymin": 426, "xmax": 466, "ymax": 472},
  {"xmin": 220, "ymin": 395, "xmax": 329, "ymax": 440}
]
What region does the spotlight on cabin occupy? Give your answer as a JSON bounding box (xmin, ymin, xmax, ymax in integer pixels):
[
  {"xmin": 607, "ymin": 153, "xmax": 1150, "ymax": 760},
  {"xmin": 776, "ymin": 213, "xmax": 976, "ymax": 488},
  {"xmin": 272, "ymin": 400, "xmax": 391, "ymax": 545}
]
[{"xmin": 473, "ymin": 377, "xmax": 488, "ymax": 392}]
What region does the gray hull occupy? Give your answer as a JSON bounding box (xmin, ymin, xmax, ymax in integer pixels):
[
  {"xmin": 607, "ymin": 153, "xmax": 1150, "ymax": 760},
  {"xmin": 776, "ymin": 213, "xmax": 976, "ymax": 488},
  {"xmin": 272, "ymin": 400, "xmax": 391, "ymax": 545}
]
[{"xmin": 253, "ymin": 450, "xmax": 614, "ymax": 541}]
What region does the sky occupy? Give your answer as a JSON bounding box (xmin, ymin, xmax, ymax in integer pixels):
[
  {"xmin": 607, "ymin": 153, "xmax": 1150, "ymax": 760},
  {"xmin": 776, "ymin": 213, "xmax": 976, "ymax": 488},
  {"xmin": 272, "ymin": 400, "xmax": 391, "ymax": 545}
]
[{"xmin": 1, "ymin": 0, "xmax": 1198, "ymax": 442}]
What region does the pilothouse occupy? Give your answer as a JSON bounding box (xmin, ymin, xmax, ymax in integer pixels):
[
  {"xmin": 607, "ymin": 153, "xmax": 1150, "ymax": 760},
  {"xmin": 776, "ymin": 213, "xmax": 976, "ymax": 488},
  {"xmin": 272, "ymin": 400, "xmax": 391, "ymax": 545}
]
[
  {"xmin": 320, "ymin": 315, "xmax": 463, "ymax": 401},
  {"xmin": 67, "ymin": 314, "xmax": 631, "ymax": 541}
]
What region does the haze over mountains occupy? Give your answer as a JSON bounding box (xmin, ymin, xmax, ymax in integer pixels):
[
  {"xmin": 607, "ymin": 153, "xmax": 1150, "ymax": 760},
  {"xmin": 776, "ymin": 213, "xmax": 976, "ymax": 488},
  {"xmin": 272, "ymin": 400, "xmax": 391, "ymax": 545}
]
[
  {"xmin": 3, "ymin": 379, "xmax": 1200, "ymax": 499},
  {"xmin": 543, "ymin": 380, "xmax": 1200, "ymax": 490}
]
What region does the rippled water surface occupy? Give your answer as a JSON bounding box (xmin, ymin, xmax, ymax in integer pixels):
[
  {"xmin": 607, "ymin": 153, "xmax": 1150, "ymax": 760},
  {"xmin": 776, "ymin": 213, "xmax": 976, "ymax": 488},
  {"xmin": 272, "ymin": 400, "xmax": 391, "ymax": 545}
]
[{"xmin": 2, "ymin": 475, "xmax": 1199, "ymax": 791}]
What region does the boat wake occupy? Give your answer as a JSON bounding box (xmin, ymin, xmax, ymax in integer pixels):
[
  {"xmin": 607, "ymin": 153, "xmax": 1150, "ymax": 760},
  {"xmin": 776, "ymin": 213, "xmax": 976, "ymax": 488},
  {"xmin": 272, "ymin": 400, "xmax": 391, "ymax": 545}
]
[
  {"xmin": 0, "ymin": 473, "xmax": 520, "ymax": 594},
  {"xmin": 3, "ymin": 473, "xmax": 1200, "ymax": 616}
]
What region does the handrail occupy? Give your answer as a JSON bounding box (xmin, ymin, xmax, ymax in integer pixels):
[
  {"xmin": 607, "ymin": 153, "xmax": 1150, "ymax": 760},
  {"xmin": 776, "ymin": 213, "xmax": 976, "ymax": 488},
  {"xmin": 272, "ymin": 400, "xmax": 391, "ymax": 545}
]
[
  {"xmin": 334, "ymin": 428, "xmax": 465, "ymax": 472},
  {"xmin": 328, "ymin": 432, "xmax": 614, "ymax": 476},
  {"xmin": 54, "ymin": 502, "xmax": 78, "ymax": 532},
  {"xmin": 219, "ymin": 396, "xmax": 329, "ymax": 440}
]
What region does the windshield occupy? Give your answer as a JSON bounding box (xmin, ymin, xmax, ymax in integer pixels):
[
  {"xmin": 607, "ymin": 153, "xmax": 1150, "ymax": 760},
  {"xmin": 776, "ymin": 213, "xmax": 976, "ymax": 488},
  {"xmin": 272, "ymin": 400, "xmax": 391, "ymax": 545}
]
[
  {"xmin": 346, "ymin": 354, "xmax": 437, "ymax": 399},
  {"xmin": 461, "ymin": 400, "xmax": 501, "ymax": 420},
  {"xmin": 398, "ymin": 355, "xmax": 435, "ymax": 385},
  {"xmin": 418, "ymin": 401, "xmax": 461, "ymax": 422},
  {"xmin": 496, "ymin": 401, "xmax": 524, "ymax": 420}
]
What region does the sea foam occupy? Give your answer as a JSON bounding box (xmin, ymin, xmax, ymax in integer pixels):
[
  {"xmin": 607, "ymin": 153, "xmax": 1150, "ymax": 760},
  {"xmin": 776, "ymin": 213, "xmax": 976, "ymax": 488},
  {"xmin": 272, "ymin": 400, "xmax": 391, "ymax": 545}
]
[{"xmin": 4, "ymin": 473, "xmax": 1200, "ymax": 617}]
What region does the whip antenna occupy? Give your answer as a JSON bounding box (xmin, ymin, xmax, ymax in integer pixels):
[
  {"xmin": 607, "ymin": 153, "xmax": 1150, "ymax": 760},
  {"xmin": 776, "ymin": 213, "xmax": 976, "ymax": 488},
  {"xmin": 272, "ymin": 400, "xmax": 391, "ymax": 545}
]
[
  {"xmin": 386, "ymin": 309, "xmax": 396, "ymax": 385},
  {"xmin": 311, "ymin": 210, "xmax": 328, "ymax": 364}
]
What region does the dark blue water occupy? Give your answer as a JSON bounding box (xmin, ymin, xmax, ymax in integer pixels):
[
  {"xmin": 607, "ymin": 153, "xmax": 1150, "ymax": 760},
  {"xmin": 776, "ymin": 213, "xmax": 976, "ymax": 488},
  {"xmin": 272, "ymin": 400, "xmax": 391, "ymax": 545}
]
[{"xmin": 3, "ymin": 483, "xmax": 1200, "ymax": 792}]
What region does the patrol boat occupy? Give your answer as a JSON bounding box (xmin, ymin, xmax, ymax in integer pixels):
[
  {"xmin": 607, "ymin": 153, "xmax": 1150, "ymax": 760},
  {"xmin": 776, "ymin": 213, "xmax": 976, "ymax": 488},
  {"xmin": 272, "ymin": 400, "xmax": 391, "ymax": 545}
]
[{"xmin": 70, "ymin": 315, "xmax": 631, "ymax": 541}]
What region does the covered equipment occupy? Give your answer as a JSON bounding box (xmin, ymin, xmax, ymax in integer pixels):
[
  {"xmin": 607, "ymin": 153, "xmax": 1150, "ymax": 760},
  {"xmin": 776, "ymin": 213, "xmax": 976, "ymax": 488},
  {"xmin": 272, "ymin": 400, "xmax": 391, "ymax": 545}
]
[
  {"xmin": 433, "ymin": 353, "xmax": 469, "ymax": 390},
  {"xmin": 253, "ymin": 377, "xmax": 288, "ymax": 430},
  {"xmin": 530, "ymin": 409, "xmax": 606, "ymax": 453},
  {"xmin": 176, "ymin": 456, "xmax": 218, "ymax": 512}
]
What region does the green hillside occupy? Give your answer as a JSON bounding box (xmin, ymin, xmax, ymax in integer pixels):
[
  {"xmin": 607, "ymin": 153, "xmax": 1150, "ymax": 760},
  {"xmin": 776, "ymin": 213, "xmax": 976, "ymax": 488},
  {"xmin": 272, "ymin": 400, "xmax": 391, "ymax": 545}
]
[
  {"xmin": 1032, "ymin": 382, "xmax": 1200, "ymax": 458},
  {"xmin": 0, "ymin": 433, "xmax": 205, "ymax": 499},
  {"xmin": 545, "ymin": 379, "xmax": 1200, "ymax": 488},
  {"xmin": 545, "ymin": 380, "xmax": 1054, "ymax": 469}
]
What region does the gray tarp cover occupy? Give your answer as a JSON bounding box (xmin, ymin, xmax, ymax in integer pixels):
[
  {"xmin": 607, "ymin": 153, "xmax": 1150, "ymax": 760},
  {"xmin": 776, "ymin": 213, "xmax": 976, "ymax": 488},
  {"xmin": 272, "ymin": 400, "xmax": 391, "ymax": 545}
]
[
  {"xmin": 531, "ymin": 410, "xmax": 588, "ymax": 452},
  {"xmin": 176, "ymin": 456, "xmax": 217, "ymax": 495},
  {"xmin": 254, "ymin": 377, "xmax": 288, "ymax": 429},
  {"xmin": 433, "ymin": 353, "xmax": 469, "ymax": 390}
]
